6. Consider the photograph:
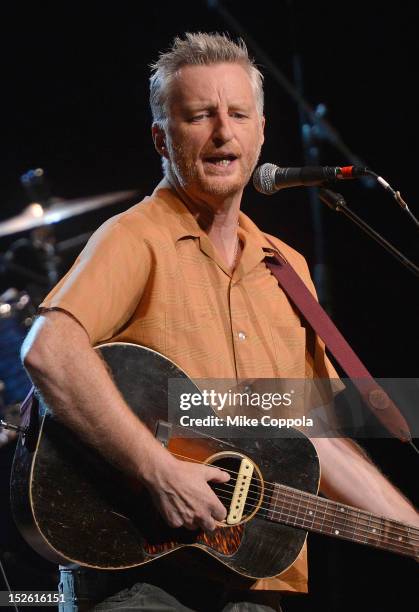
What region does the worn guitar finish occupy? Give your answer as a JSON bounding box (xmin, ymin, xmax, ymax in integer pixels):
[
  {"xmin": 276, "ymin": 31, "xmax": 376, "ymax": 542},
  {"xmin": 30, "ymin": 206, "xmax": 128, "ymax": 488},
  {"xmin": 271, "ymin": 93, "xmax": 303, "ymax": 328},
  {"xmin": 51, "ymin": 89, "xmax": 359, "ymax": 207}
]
[{"xmin": 10, "ymin": 343, "xmax": 418, "ymax": 580}]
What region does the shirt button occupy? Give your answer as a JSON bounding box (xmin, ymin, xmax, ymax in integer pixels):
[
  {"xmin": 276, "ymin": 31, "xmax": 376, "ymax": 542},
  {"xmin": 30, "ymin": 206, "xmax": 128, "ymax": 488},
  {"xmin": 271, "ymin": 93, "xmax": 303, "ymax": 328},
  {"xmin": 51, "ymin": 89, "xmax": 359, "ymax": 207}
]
[{"xmin": 238, "ymin": 331, "xmax": 246, "ymax": 341}]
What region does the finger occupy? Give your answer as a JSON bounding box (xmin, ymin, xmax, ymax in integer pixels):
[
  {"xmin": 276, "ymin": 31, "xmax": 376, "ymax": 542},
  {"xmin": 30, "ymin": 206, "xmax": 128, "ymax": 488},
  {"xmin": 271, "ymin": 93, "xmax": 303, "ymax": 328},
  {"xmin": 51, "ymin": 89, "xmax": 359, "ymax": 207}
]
[
  {"xmin": 200, "ymin": 515, "xmax": 216, "ymax": 532},
  {"xmin": 210, "ymin": 497, "xmax": 228, "ymax": 522},
  {"xmin": 182, "ymin": 513, "xmax": 215, "ymax": 532},
  {"xmin": 166, "ymin": 515, "xmax": 183, "ymax": 529},
  {"xmin": 206, "ymin": 466, "xmax": 230, "ymax": 483}
]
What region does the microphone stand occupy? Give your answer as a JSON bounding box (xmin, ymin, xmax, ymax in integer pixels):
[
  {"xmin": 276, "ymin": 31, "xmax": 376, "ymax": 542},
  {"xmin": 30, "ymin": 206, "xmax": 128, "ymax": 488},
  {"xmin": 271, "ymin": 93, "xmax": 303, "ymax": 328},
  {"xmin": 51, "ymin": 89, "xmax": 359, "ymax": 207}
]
[
  {"xmin": 365, "ymin": 169, "xmax": 419, "ymax": 229},
  {"xmin": 207, "ymin": 0, "xmax": 370, "ymax": 314},
  {"xmin": 207, "ymin": 0, "xmax": 368, "ymax": 168},
  {"xmin": 318, "ymin": 189, "xmax": 419, "ymax": 278},
  {"xmin": 320, "ymin": 188, "xmax": 419, "ymax": 457}
]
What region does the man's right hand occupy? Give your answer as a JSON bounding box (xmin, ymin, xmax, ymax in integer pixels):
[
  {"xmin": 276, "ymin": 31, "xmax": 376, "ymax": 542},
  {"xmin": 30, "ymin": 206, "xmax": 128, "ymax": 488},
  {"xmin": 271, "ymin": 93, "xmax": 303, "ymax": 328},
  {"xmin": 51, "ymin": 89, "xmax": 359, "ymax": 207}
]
[{"xmin": 146, "ymin": 454, "xmax": 230, "ymax": 532}]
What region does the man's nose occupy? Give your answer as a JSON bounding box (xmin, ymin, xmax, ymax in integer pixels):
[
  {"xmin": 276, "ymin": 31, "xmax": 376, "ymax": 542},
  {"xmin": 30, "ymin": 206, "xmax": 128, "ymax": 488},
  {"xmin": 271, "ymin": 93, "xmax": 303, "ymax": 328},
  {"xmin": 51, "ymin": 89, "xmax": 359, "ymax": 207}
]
[{"xmin": 212, "ymin": 112, "xmax": 234, "ymax": 144}]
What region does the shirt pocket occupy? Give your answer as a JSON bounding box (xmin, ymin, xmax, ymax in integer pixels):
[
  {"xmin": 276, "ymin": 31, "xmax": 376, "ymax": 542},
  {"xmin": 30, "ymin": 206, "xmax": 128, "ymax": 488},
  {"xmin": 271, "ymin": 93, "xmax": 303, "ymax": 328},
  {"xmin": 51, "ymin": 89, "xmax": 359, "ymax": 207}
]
[
  {"xmin": 268, "ymin": 325, "xmax": 308, "ymax": 419},
  {"xmin": 270, "ymin": 325, "xmax": 306, "ymax": 378}
]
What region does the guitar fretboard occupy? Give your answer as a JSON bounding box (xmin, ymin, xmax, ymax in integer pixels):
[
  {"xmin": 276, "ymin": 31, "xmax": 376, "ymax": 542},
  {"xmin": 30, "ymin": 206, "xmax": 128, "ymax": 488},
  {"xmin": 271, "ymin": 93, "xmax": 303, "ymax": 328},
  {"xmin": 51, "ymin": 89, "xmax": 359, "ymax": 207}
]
[{"xmin": 266, "ymin": 483, "xmax": 418, "ymax": 559}]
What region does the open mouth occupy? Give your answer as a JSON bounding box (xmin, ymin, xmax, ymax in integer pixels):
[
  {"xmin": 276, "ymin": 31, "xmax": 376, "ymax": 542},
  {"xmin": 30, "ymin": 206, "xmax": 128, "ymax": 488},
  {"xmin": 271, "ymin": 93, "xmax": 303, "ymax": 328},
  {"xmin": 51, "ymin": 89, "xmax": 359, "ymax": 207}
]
[{"xmin": 203, "ymin": 154, "xmax": 238, "ymax": 167}]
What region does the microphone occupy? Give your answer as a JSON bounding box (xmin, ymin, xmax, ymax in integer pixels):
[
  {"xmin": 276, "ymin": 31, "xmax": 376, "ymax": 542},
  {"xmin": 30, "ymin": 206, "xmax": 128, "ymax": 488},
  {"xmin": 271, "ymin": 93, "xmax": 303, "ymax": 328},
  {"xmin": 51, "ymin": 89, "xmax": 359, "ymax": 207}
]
[{"xmin": 253, "ymin": 163, "xmax": 369, "ymax": 195}]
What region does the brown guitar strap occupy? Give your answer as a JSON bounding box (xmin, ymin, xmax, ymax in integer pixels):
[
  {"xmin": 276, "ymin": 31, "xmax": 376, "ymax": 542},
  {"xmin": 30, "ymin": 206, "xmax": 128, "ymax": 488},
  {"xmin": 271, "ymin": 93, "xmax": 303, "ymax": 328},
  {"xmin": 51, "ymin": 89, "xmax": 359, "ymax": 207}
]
[{"xmin": 264, "ymin": 241, "xmax": 411, "ymax": 442}]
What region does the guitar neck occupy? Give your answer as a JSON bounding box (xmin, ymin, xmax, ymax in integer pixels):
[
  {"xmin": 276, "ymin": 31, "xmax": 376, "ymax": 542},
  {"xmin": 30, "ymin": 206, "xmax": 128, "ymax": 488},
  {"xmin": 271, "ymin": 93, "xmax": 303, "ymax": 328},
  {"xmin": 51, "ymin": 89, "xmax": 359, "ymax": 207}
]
[{"xmin": 266, "ymin": 483, "xmax": 418, "ymax": 560}]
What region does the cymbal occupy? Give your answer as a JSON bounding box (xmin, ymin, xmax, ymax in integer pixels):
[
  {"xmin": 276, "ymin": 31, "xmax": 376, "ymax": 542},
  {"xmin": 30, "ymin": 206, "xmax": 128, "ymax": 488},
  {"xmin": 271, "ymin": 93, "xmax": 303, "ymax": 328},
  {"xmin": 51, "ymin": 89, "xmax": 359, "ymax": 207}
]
[{"xmin": 0, "ymin": 190, "xmax": 139, "ymax": 238}]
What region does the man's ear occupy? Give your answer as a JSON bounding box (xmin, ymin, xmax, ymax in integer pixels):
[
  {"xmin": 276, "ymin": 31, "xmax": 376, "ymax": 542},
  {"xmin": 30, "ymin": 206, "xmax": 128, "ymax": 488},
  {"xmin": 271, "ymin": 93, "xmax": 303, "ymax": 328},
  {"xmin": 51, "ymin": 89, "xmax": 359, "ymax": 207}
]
[
  {"xmin": 260, "ymin": 115, "xmax": 266, "ymax": 146},
  {"xmin": 152, "ymin": 123, "xmax": 169, "ymax": 159}
]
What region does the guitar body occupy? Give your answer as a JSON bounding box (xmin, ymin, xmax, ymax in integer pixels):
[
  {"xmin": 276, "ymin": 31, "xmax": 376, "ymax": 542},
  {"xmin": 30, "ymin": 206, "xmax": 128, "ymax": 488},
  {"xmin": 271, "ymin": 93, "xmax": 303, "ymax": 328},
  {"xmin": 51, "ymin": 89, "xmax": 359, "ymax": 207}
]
[{"xmin": 11, "ymin": 342, "xmax": 320, "ymax": 580}]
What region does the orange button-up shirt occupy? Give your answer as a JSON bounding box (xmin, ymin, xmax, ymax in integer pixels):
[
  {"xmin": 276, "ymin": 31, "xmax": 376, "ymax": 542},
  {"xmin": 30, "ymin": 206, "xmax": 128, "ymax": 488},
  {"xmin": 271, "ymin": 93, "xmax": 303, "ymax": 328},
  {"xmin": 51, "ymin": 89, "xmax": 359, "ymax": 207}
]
[{"xmin": 40, "ymin": 179, "xmax": 340, "ymax": 593}]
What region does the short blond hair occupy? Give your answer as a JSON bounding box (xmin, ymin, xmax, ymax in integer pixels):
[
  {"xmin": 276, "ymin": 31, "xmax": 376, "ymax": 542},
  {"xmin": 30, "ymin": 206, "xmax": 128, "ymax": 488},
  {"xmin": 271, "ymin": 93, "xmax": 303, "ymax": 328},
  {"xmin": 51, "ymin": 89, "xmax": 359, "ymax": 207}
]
[{"xmin": 150, "ymin": 32, "xmax": 264, "ymax": 126}]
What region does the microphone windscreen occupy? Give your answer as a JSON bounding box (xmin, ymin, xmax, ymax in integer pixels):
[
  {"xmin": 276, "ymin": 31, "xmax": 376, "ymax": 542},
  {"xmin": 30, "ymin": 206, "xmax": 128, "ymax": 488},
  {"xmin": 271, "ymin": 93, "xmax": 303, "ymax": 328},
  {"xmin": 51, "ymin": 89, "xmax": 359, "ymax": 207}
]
[{"xmin": 253, "ymin": 163, "xmax": 278, "ymax": 195}]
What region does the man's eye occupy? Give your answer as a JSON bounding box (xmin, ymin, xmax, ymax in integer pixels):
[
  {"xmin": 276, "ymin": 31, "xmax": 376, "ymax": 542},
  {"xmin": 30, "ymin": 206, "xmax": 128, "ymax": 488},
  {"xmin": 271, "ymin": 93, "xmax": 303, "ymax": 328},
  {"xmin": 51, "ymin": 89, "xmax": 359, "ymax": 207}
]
[
  {"xmin": 190, "ymin": 114, "xmax": 208, "ymax": 122},
  {"xmin": 231, "ymin": 112, "xmax": 247, "ymax": 119}
]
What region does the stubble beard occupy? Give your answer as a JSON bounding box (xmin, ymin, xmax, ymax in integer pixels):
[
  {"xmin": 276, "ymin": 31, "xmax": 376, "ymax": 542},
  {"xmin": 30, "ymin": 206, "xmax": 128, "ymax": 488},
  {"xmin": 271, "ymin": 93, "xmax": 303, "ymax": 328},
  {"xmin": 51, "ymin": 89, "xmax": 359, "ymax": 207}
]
[{"xmin": 166, "ymin": 140, "xmax": 263, "ymax": 199}]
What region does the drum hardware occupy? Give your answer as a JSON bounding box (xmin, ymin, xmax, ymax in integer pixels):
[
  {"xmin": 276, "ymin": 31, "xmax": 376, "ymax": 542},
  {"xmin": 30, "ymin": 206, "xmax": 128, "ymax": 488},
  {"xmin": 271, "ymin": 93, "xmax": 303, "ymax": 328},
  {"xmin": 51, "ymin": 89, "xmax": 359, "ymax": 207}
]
[
  {"xmin": 20, "ymin": 168, "xmax": 51, "ymax": 208},
  {"xmin": 0, "ymin": 172, "xmax": 139, "ymax": 440},
  {"xmin": 0, "ymin": 417, "xmax": 27, "ymax": 435},
  {"xmin": 0, "ymin": 187, "xmax": 139, "ymax": 238},
  {"xmin": 55, "ymin": 231, "xmax": 93, "ymax": 254},
  {"xmin": 0, "ymin": 288, "xmax": 34, "ymax": 328},
  {"xmin": 0, "ymin": 247, "xmax": 50, "ymax": 287},
  {"xmin": 1, "ymin": 173, "xmax": 138, "ymax": 287},
  {"xmin": 0, "ymin": 290, "xmax": 35, "ymax": 407},
  {"xmin": 1, "ymin": 168, "xmax": 138, "ymax": 289},
  {"xmin": 0, "ymin": 403, "xmax": 24, "ymax": 448}
]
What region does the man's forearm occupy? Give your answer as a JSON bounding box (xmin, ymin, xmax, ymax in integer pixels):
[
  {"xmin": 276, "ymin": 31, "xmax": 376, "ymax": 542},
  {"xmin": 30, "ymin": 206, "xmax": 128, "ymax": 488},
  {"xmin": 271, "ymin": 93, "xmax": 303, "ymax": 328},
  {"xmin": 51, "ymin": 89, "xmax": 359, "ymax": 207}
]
[
  {"xmin": 22, "ymin": 312, "xmax": 169, "ymax": 485},
  {"xmin": 22, "ymin": 311, "xmax": 230, "ymax": 532},
  {"xmin": 313, "ymin": 436, "xmax": 418, "ymax": 525}
]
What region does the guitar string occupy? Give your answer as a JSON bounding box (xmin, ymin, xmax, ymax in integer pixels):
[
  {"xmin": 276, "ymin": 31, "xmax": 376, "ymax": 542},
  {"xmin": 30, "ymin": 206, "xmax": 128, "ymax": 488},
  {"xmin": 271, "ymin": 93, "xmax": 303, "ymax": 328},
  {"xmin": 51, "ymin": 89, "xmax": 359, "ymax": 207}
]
[
  {"xmin": 170, "ymin": 450, "xmax": 419, "ymax": 542},
  {"xmin": 169, "ymin": 451, "xmax": 419, "ymax": 542},
  {"xmin": 209, "ymin": 490, "xmax": 417, "ymax": 556},
  {"xmin": 218, "ymin": 482, "xmax": 419, "ymax": 543},
  {"xmin": 170, "ymin": 452, "xmax": 419, "ymax": 547},
  {"xmin": 210, "ymin": 486, "xmax": 417, "ymax": 556},
  {"xmin": 211, "ymin": 484, "xmax": 419, "ymax": 551},
  {"xmin": 170, "ymin": 448, "xmax": 419, "ymax": 540},
  {"xmin": 171, "ymin": 449, "xmax": 315, "ymax": 494},
  {"xmin": 211, "ymin": 484, "xmax": 419, "ymax": 550},
  {"xmin": 214, "ymin": 478, "xmax": 419, "ymax": 546}
]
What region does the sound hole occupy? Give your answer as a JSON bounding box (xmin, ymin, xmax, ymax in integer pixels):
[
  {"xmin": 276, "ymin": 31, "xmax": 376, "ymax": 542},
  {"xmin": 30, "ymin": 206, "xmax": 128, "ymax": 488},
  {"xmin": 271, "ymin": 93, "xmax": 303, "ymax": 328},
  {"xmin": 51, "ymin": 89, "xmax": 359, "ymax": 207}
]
[{"xmin": 208, "ymin": 452, "xmax": 263, "ymax": 523}]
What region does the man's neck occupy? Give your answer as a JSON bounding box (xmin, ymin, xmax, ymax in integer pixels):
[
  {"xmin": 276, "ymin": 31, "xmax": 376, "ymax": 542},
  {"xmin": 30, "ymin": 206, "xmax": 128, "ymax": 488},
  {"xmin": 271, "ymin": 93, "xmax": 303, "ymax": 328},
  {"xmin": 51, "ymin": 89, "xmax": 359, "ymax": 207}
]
[{"xmin": 167, "ymin": 173, "xmax": 242, "ymax": 271}]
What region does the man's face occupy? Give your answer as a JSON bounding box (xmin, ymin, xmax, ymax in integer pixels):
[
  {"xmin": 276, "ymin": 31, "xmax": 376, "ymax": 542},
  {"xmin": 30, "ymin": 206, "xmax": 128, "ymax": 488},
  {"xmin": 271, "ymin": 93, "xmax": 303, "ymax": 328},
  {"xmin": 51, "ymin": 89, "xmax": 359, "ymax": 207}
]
[{"xmin": 161, "ymin": 62, "xmax": 265, "ymax": 203}]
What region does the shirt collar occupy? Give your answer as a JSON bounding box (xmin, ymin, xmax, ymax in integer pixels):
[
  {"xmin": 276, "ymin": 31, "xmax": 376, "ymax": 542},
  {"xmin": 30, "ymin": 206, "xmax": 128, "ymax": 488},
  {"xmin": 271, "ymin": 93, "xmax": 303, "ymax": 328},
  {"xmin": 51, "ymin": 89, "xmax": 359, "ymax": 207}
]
[
  {"xmin": 150, "ymin": 178, "xmax": 202, "ymax": 242},
  {"xmin": 150, "ymin": 178, "xmax": 279, "ymax": 278}
]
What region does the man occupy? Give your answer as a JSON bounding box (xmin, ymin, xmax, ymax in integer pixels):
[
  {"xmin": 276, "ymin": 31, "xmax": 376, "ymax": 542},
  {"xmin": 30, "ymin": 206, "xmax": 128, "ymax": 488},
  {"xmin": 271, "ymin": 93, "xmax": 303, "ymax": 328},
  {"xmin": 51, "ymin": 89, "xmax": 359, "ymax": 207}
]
[{"xmin": 22, "ymin": 33, "xmax": 418, "ymax": 611}]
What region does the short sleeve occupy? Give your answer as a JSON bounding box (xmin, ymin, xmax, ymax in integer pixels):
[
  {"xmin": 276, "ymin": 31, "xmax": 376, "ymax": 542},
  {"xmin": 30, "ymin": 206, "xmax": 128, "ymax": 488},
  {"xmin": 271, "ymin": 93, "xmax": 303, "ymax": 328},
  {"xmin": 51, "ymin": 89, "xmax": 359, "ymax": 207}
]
[{"xmin": 39, "ymin": 219, "xmax": 151, "ymax": 345}]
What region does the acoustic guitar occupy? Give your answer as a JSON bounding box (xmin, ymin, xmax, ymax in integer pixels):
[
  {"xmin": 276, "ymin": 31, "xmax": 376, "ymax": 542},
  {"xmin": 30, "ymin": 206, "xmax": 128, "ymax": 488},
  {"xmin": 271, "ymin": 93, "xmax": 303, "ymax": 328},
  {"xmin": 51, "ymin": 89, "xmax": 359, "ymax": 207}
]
[{"xmin": 10, "ymin": 343, "xmax": 418, "ymax": 580}]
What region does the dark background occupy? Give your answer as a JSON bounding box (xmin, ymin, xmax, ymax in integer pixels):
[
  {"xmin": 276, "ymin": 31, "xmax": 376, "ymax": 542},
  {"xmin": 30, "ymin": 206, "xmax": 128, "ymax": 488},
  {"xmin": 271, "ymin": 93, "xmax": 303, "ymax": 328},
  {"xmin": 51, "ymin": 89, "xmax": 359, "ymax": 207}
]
[{"xmin": 1, "ymin": 1, "xmax": 418, "ymax": 610}]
